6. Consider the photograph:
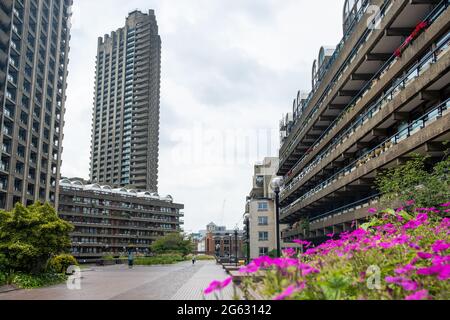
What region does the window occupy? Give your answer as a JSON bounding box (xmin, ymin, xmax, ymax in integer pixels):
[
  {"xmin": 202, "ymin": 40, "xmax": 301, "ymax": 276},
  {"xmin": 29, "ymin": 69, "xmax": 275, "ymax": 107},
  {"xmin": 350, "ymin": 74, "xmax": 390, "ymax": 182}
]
[
  {"xmin": 258, "ymin": 216, "xmax": 269, "ymax": 226},
  {"xmin": 259, "ymin": 232, "xmax": 269, "ymax": 241},
  {"xmin": 258, "ymin": 202, "xmax": 269, "ymax": 212},
  {"xmin": 255, "ymin": 175, "xmax": 264, "ymax": 187},
  {"xmin": 259, "ymin": 247, "xmax": 269, "ymax": 256}
]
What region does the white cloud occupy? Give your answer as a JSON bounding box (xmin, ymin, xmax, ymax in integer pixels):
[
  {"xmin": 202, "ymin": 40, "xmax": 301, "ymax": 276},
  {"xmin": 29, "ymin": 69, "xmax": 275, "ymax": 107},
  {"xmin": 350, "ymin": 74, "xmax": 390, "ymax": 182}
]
[{"xmin": 62, "ymin": 0, "xmax": 345, "ymax": 232}]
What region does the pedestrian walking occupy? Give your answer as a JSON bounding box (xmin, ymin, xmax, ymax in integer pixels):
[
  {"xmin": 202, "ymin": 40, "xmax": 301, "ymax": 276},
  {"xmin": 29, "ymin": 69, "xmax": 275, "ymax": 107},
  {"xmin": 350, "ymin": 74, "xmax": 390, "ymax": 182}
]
[
  {"xmin": 192, "ymin": 255, "xmax": 197, "ymax": 265},
  {"xmin": 128, "ymin": 251, "xmax": 134, "ymax": 269}
]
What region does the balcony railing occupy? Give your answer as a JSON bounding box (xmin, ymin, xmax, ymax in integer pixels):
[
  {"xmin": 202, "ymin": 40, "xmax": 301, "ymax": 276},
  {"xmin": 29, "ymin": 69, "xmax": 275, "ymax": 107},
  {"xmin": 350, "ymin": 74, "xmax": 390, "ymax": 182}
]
[
  {"xmin": 280, "ymin": 0, "xmax": 448, "ymax": 164},
  {"xmin": 281, "ymin": 29, "xmax": 450, "ymax": 198},
  {"xmin": 281, "ymin": 98, "xmax": 450, "ymax": 216},
  {"xmin": 280, "ymin": 0, "xmax": 395, "ymax": 158}
]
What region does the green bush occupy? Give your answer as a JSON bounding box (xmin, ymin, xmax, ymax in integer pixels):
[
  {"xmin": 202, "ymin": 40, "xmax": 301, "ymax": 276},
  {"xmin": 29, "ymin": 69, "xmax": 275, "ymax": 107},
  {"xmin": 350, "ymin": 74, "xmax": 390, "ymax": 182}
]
[
  {"xmin": 150, "ymin": 233, "xmax": 193, "ymax": 256},
  {"xmin": 135, "ymin": 254, "xmax": 187, "ymax": 266},
  {"xmin": 0, "ymin": 202, "xmax": 74, "ymax": 274},
  {"xmin": 12, "ymin": 273, "xmax": 67, "ymax": 289},
  {"xmin": 102, "ymin": 254, "xmax": 115, "ymax": 261},
  {"xmin": 47, "ymin": 254, "xmax": 78, "ymax": 274}
]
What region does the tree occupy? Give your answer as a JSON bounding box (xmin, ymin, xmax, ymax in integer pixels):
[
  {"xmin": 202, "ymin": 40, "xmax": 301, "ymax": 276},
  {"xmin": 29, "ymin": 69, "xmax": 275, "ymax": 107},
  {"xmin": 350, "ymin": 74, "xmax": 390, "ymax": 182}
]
[
  {"xmin": 0, "ymin": 202, "xmax": 74, "ymax": 274},
  {"xmin": 376, "ymin": 154, "xmax": 450, "ymax": 207},
  {"xmin": 150, "ymin": 233, "xmax": 193, "ymax": 256}
]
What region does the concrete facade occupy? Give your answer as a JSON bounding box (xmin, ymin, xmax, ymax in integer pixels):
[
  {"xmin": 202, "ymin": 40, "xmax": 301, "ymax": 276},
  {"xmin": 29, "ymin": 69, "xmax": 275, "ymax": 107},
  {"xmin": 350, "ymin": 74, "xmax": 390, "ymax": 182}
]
[
  {"xmin": 277, "ymin": 0, "xmax": 450, "ymax": 243},
  {"xmin": 58, "ymin": 178, "xmax": 184, "ymax": 260},
  {"xmin": 0, "ymin": 0, "xmax": 73, "ymax": 210},
  {"xmin": 90, "ymin": 10, "xmax": 161, "ymax": 192}
]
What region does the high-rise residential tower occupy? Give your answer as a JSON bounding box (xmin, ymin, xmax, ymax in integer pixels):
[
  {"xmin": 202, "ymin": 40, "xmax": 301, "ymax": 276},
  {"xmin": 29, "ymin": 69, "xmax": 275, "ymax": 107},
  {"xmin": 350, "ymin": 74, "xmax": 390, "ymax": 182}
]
[
  {"xmin": 90, "ymin": 10, "xmax": 161, "ymax": 192},
  {"xmin": 0, "ymin": 0, "xmax": 73, "ymax": 210}
]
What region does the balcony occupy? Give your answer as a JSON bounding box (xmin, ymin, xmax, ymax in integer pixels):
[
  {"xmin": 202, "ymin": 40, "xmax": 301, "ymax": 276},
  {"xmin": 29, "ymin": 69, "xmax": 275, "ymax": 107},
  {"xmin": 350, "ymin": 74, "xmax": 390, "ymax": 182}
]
[
  {"xmin": 281, "ymin": 32, "xmax": 450, "ymax": 203},
  {"xmin": 278, "ymin": 0, "xmax": 449, "ymax": 175},
  {"xmin": 280, "ymin": 99, "xmax": 450, "ymax": 223}
]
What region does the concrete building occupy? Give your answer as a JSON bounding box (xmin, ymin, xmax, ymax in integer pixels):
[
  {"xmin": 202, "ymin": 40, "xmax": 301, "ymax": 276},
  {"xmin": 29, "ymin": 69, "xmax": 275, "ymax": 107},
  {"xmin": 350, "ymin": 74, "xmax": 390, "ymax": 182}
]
[
  {"xmin": 278, "ymin": 0, "xmax": 450, "ymax": 244},
  {"xmin": 90, "ymin": 10, "xmax": 161, "ymax": 192},
  {"xmin": 244, "ymin": 157, "xmax": 296, "ymax": 259},
  {"xmin": 58, "ymin": 178, "xmax": 184, "ymax": 260},
  {"xmin": 0, "ymin": 0, "xmax": 73, "ymax": 210},
  {"xmin": 204, "ymin": 222, "xmax": 245, "ymax": 259}
]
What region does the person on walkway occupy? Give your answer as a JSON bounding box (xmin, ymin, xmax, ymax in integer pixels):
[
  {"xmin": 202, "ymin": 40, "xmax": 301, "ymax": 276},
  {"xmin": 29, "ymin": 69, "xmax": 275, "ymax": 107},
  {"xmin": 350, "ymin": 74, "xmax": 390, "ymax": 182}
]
[
  {"xmin": 128, "ymin": 251, "xmax": 134, "ymax": 269},
  {"xmin": 192, "ymin": 255, "xmax": 197, "ymax": 265}
]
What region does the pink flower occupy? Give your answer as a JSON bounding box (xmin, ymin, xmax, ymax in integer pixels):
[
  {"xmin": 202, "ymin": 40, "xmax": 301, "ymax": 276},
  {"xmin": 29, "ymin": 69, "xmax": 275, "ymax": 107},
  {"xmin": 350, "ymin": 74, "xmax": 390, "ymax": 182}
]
[
  {"xmin": 440, "ymin": 202, "xmax": 450, "ymax": 207},
  {"xmin": 431, "ymin": 240, "xmax": 450, "ymax": 253},
  {"xmin": 368, "ymin": 208, "xmax": 377, "ymax": 214},
  {"xmin": 326, "ymin": 233, "xmax": 335, "ymax": 238},
  {"xmin": 204, "ymin": 277, "xmax": 233, "ymax": 295},
  {"xmin": 395, "ymin": 264, "xmax": 415, "ymax": 275},
  {"xmin": 282, "ymin": 248, "xmax": 296, "ymax": 257},
  {"xmin": 416, "ymin": 264, "xmax": 450, "ymax": 280},
  {"xmin": 204, "ymin": 280, "xmax": 221, "ymax": 295},
  {"xmin": 385, "ymin": 276, "xmax": 418, "ymax": 291},
  {"xmin": 406, "ymin": 200, "xmax": 415, "ymax": 206},
  {"xmin": 417, "ymin": 252, "xmax": 433, "ymax": 260},
  {"xmin": 273, "ymin": 284, "xmax": 305, "ymax": 301},
  {"xmin": 293, "ymin": 239, "xmax": 312, "ymax": 248},
  {"xmin": 405, "ymin": 290, "xmax": 429, "ymax": 300},
  {"xmin": 239, "ymin": 263, "xmax": 259, "ymax": 274}
]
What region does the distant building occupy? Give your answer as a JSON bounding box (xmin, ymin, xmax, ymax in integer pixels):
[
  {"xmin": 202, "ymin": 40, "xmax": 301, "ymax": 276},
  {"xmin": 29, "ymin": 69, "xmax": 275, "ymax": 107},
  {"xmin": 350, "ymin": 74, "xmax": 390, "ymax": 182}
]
[
  {"xmin": 58, "ymin": 178, "xmax": 184, "ymax": 260},
  {"xmin": 244, "ymin": 157, "xmax": 296, "ymax": 259},
  {"xmin": 90, "ymin": 10, "xmax": 161, "ymax": 192},
  {"xmin": 205, "ymin": 222, "xmax": 245, "ymax": 259},
  {"xmin": 190, "ymin": 232, "xmax": 206, "ymax": 253}
]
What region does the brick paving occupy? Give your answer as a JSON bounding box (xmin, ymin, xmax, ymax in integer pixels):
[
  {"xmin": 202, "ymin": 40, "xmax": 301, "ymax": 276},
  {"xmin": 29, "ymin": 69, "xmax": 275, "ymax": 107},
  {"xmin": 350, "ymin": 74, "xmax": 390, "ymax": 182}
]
[{"xmin": 0, "ymin": 261, "xmax": 237, "ymax": 300}]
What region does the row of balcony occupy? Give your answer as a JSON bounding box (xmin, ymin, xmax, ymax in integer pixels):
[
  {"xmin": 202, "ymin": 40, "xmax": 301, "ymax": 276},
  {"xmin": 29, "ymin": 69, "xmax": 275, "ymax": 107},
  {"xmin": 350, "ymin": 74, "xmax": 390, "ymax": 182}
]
[
  {"xmin": 280, "ymin": 30, "xmax": 450, "ymax": 201},
  {"xmin": 279, "ymin": 0, "xmax": 448, "ymax": 173},
  {"xmin": 281, "ymin": 98, "xmax": 450, "ymax": 219}
]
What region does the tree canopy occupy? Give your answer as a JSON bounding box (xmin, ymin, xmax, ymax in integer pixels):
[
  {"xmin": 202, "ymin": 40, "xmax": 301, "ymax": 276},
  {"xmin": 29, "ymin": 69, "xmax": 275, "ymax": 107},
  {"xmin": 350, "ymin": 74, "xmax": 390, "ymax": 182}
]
[
  {"xmin": 0, "ymin": 202, "xmax": 74, "ymax": 274},
  {"xmin": 150, "ymin": 233, "xmax": 193, "ymax": 256},
  {"xmin": 376, "ymin": 154, "xmax": 450, "ymax": 207}
]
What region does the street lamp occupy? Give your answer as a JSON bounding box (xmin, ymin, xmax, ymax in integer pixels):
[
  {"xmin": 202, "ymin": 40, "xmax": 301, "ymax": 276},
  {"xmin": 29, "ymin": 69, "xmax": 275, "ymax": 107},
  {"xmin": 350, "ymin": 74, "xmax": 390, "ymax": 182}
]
[
  {"xmin": 271, "ymin": 177, "xmax": 283, "ymax": 258},
  {"xmin": 234, "ymin": 227, "xmax": 239, "ymax": 267},
  {"xmin": 229, "ymin": 233, "xmax": 233, "ymax": 263},
  {"xmin": 244, "ymin": 213, "xmax": 250, "ymax": 264}
]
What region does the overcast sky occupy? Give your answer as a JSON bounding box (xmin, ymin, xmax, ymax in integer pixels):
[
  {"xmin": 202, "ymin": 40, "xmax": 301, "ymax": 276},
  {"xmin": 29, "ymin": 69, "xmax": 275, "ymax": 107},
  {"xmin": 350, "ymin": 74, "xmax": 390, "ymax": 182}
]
[{"xmin": 62, "ymin": 0, "xmax": 345, "ymax": 233}]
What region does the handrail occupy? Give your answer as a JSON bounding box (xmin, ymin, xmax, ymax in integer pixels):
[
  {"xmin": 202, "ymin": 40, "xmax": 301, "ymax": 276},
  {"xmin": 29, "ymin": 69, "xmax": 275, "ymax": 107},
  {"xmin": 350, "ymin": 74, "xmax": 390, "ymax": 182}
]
[
  {"xmin": 282, "ymin": 193, "xmax": 381, "ymax": 235},
  {"xmin": 309, "ymin": 193, "xmax": 381, "ymax": 223},
  {"xmin": 280, "ymin": 29, "xmax": 450, "ymax": 198},
  {"xmin": 281, "ymin": 97, "xmax": 450, "ymax": 215}
]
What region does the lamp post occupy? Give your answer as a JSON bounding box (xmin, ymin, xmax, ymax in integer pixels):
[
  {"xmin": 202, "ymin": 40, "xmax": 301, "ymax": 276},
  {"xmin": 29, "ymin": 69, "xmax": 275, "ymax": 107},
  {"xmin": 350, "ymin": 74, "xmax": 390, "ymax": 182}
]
[
  {"xmin": 271, "ymin": 177, "xmax": 283, "ymax": 258},
  {"xmin": 228, "ymin": 233, "xmax": 233, "ymax": 263},
  {"xmin": 234, "ymin": 227, "xmax": 239, "ymax": 267},
  {"xmin": 244, "ymin": 213, "xmax": 250, "ymax": 264}
]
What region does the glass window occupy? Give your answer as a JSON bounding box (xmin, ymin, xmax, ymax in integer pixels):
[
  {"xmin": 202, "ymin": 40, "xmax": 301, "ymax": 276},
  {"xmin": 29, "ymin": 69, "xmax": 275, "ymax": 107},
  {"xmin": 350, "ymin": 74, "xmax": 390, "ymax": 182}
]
[
  {"xmin": 259, "ymin": 247, "xmax": 269, "ymax": 256},
  {"xmin": 259, "ymin": 232, "xmax": 269, "ymax": 241},
  {"xmin": 258, "ymin": 202, "xmax": 269, "ymax": 212},
  {"xmin": 258, "ymin": 216, "xmax": 269, "ymax": 226}
]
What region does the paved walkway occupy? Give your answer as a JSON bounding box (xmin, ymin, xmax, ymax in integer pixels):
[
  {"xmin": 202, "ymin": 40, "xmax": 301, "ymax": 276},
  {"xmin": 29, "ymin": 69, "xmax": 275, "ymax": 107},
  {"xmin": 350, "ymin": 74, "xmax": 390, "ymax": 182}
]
[{"xmin": 0, "ymin": 261, "xmax": 237, "ymax": 300}]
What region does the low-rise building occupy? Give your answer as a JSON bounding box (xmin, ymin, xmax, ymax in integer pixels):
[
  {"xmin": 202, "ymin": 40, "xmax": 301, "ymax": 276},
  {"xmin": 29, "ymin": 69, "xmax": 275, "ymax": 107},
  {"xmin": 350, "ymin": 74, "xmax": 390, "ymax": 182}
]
[
  {"xmin": 58, "ymin": 178, "xmax": 184, "ymax": 260},
  {"xmin": 244, "ymin": 158, "xmax": 297, "ymax": 259},
  {"xmin": 204, "ymin": 222, "xmax": 245, "ymax": 259}
]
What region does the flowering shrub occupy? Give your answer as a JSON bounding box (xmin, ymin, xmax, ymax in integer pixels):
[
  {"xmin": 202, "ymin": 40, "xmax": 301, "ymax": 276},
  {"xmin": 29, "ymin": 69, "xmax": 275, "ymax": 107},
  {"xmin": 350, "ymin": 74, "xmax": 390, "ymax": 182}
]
[{"xmin": 205, "ymin": 203, "xmax": 449, "ymax": 300}]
